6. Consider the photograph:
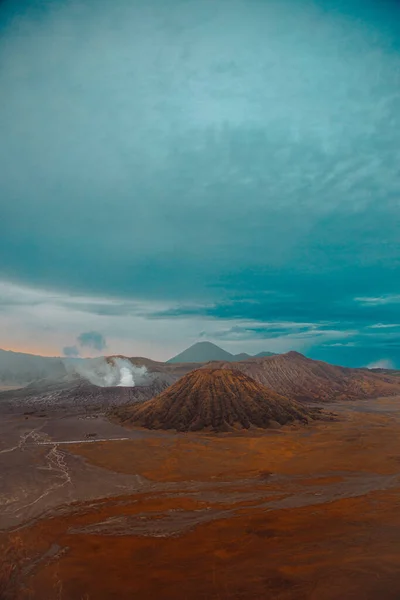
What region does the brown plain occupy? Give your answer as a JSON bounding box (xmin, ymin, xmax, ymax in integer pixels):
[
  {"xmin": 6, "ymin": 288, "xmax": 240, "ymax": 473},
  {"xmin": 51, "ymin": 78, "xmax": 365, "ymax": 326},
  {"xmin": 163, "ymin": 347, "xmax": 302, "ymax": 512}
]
[{"xmin": 4, "ymin": 396, "xmax": 400, "ymax": 599}]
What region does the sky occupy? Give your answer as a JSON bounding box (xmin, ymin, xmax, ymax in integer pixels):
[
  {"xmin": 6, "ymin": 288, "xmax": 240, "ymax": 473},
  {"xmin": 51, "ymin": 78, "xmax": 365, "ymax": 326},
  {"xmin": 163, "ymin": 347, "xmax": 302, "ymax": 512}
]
[{"xmin": 1, "ymin": 0, "xmax": 400, "ymax": 366}]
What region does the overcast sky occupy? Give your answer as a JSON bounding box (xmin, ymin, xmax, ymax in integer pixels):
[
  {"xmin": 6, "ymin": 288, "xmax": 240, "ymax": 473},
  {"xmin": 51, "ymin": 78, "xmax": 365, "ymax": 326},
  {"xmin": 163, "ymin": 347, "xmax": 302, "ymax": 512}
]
[{"xmin": 1, "ymin": 0, "xmax": 400, "ymax": 365}]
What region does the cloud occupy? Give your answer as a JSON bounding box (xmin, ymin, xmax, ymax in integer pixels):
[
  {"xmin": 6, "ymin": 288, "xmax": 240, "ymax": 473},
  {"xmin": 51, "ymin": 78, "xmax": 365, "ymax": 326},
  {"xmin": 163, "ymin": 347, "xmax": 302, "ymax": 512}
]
[
  {"xmin": 1, "ymin": 0, "xmax": 400, "ymax": 367},
  {"xmin": 369, "ymin": 323, "xmax": 400, "ymax": 329},
  {"xmin": 202, "ymin": 322, "xmax": 331, "ymax": 341},
  {"xmin": 77, "ymin": 331, "xmax": 107, "ymax": 352},
  {"xmin": 148, "ymin": 293, "xmax": 400, "ymax": 330},
  {"xmin": 1, "ymin": 0, "xmax": 400, "ymax": 307},
  {"xmin": 63, "ymin": 345, "xmax": 80, "ymax": 357},
  {"xmin": 355, "ymin": 296, "xmax": 400, "ymax": 306}
]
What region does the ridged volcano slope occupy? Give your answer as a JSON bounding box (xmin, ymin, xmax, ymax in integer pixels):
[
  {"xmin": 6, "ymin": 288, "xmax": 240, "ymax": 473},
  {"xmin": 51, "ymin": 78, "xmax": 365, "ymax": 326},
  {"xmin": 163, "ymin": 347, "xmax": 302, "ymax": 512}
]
[
  {"xmin": 208, "ymin": 352, "xmax": 400, "ymax": 402},
  {"xmin": 112, "ymin": 368, "xmax": 319, "ymax": 432}
]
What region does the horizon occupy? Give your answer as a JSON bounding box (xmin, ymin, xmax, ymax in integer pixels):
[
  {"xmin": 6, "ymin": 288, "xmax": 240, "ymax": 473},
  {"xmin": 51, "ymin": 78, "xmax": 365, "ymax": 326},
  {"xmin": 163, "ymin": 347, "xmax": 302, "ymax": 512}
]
[
  {"xmin": 1, "ymin": 0, "xmax": 400, "ymax": 369},
  {"xmin": 0, "ymin": 340, "xmax": 273, "ymax": 361}
]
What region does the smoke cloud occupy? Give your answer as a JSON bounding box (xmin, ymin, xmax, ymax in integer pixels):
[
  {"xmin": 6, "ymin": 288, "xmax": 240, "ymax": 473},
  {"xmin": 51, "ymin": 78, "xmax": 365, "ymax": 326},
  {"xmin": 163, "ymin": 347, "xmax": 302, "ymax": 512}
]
[
  {"xmin": 117, "ymin": 366, "xmax": 135, "ymax": 386},
  {"xmin": 77, "ymin": 331, "xmax": 107, "ymax": 352},
  {"xmin": 62, "ymin": 331, "xmax": 107, "ymax": 358},
  {"xmin": 366, "ymin": 359, "xmax": 395, "ymax": 370},
  {"xmin": 69, "ymin": 356, "xmax": 150, "ymax": 387}
]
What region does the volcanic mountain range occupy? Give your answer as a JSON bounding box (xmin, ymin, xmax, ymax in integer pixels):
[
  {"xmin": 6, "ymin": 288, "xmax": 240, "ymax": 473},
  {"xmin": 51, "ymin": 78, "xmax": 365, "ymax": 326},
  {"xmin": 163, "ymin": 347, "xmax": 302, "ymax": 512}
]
[
  {"xmin": 1, "ymin": 346, "xmax": 400, "ymax": 416},
  {"xmin": 0, "ymin": 342, "xmax": 273, "ymax": 388},
  {"xmin": 205, "ymin": 351, "xmax": 400, "ymax": 402},
  {"xmin": 110, "ymin": 351, "xmax": 400, "ymax": 432}
]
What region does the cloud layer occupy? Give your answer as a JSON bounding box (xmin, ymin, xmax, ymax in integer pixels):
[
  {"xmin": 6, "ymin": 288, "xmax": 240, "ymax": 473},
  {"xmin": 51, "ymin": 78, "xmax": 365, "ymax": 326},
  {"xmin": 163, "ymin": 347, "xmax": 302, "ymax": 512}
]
[{"xmin": 1, "ymin": 0, "xmax": 400, "ymax": 366}]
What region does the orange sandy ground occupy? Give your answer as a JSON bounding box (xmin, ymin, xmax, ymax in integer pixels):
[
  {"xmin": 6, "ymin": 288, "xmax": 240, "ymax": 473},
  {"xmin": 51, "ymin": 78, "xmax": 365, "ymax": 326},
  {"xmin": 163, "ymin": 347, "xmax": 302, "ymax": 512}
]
[{"xmin": 4, "ymin": 399, "xmax": 400, "ymax": 600}]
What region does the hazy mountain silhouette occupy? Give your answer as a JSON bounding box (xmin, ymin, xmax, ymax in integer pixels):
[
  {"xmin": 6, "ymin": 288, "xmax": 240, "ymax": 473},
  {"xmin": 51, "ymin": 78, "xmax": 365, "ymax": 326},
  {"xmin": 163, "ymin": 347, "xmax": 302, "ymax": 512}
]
[
  {"xmin": 0, "ymin": 348, "xmax": 68, "ymax": 387},
  {"xmin": 167, "ymin": 342, "xmax": 275, "ymax": 364}
]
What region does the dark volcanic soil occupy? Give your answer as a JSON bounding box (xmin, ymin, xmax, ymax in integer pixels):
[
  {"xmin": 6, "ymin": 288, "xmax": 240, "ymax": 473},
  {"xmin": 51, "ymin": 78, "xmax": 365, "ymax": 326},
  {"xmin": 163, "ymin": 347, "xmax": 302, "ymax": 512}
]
[
  {"xmin": 0, "ymin": 376, "xmax": 173, "ymax": 416},
  {"xmin": 0, "ymin": 359, "xmax": 200, "ymax": 416}
]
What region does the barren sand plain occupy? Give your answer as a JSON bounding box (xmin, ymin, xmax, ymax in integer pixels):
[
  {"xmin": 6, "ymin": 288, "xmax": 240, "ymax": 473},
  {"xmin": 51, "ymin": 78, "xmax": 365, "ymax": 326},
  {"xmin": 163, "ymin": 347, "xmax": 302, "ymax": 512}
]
[{"xmin": 2, "ymin": 398, "xmax": 400, "ymax": 599}]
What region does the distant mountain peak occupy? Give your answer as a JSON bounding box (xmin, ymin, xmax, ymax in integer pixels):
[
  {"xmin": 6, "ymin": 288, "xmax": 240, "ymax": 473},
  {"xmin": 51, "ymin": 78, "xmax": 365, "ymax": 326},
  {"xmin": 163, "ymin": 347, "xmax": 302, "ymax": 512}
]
[
  {"xmin": 167, "ymin": 342, "xmax": 276, "ymax": 364},
  {"xmin": 233, "ymin": 352, "xmax": 252, "ymax": 360},
  {"xmin": 191, "ymin": 341, "xmax": 221, "ymax": 349},
  {"xmin": 284, "ymin": 351, "xmax": 307, "ymax": 359},
  {"xmin": 167, "ymin": 341, "xmax": 233, "ymax": 364}
]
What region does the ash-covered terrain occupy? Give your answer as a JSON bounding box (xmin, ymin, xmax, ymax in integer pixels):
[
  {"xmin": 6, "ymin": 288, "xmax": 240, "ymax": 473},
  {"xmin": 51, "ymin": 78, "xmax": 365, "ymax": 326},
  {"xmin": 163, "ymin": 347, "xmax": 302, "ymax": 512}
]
[{"xmin": 0, "ymin": 354, "xmax": 197, "ymax": 415}]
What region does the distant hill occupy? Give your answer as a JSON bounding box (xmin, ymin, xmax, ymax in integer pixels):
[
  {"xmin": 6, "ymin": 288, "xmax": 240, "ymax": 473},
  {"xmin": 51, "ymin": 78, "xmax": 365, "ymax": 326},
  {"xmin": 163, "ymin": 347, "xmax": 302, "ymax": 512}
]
[
  {"xmin": 167, "ymin": 342, "xmax": 275, "ymax": 364},
  {"xmin": 368, "ymin": 368, "xmax": 400, "ymax": 377},
  {"xmin": 111, "ymin": 368, "xmax": 319, "ymax": 432},
  {"xmin": 233, "ymin": 352, "xmax": 252, "ymax": 360},
  {"xmin": 0, "ymin": 348, "xmax": 68, "ymax": 388},
  {"xmin": 208, "ymin": 351, "xmax": 400, "ymax": 402}
]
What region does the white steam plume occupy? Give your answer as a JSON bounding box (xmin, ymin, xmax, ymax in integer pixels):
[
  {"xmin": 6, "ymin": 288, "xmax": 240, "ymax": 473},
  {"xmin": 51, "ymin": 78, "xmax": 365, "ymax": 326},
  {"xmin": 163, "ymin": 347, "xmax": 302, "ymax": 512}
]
[
  {"xmin": 68, "ymin": 357, "xmax": 150, "ymax": 387},
  {"xmin": 117, "ymin": 366, "xmax": 135, "ymax": 386},
  {"xmin": 366, "ymin": 359, "xmax": 395, "ymax": 370}
]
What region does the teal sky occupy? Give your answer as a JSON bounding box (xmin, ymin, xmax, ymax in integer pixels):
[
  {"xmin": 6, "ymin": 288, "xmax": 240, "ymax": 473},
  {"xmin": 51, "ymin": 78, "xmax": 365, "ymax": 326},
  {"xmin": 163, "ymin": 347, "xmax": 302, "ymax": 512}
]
[{"xmin": 1, "ymin": 0, "xmax": 400, "ymax": 365}]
